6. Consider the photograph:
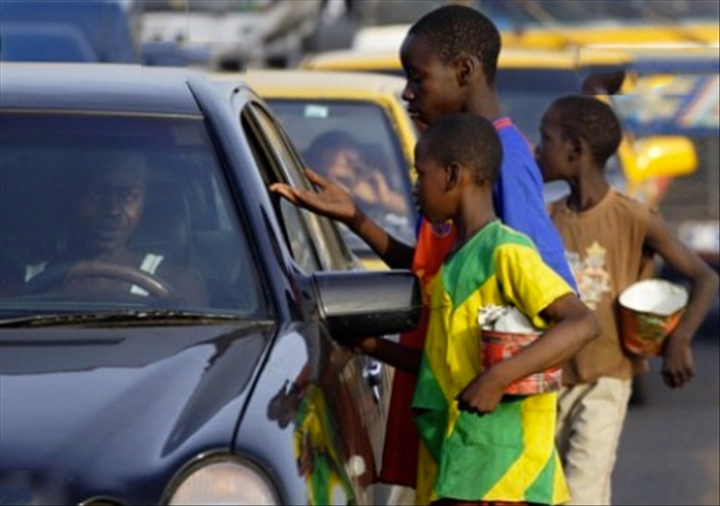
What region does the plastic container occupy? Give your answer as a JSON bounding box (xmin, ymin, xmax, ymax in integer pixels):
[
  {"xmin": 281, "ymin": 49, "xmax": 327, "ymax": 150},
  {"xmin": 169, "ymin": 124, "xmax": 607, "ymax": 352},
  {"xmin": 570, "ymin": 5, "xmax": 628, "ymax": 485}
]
[
  {"xmin": 481, "ymin": 330, "xmax": 562, "ymax": 395},
  {"xmin": 618, "ymin": 279, "xmax": 688, "ymax": 357}
]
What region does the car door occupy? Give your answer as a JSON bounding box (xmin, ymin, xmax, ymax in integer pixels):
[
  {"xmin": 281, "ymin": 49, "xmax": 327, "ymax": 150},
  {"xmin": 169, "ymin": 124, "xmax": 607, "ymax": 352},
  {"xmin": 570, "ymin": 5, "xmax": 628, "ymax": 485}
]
[{"xmin": 238, "ymin": 100, "xmax": 391, "ymax": 504}]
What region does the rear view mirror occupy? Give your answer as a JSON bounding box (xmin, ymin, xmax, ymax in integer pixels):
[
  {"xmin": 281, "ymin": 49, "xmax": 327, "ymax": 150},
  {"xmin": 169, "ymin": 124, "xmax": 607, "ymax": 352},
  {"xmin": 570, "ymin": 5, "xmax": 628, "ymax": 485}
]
[
  {"xmin": 624, "ymin": 135, "xmax": 697, "ymax": 182},
  {"xmin": 313, "ymin": 270, "xmax": 421, "ymax": 340}
]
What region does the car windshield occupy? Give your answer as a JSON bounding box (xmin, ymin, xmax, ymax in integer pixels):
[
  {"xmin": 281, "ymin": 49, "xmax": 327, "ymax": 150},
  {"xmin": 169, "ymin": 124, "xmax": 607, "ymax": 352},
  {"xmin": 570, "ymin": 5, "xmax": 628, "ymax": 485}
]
[
  {"xmin": 0, "ymin": 112, "xmax": 263, "ymax": 319},
  {"xmin": 474, "ymin": 0, "xmax": 719, "ymax": 27},
  {"xmin": 357, "ymin": 0, "xmax": 718, "ymax": 27},
  {"xmin": 265, "ymin": 98, "xmax": 417, "ymax": 249},
  {"xmin": 611, "ymin": 74, "xmax": 720, "ymax": 137}
]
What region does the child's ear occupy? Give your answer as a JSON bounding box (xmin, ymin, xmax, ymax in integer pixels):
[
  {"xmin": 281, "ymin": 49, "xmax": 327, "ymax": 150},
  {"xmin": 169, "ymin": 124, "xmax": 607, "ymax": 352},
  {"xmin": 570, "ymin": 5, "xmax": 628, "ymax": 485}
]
[
  {"xmin": 568, "ymin": 136, "xmax": 583, "ymax": 162},
  {"xmin": 455, "ymin": 53, "xmax": 475, "ymax": 86},
  {"xmin": 445, "ymin": 162, "xmax": 461, "ymax": 190}
]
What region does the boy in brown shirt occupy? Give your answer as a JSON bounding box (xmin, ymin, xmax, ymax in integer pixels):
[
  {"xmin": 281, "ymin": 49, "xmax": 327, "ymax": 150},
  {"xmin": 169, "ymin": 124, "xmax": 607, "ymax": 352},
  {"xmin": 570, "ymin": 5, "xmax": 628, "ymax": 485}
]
[{"xmin": 535, "ymin": 94, "xmax": 719, "ymax": 505}]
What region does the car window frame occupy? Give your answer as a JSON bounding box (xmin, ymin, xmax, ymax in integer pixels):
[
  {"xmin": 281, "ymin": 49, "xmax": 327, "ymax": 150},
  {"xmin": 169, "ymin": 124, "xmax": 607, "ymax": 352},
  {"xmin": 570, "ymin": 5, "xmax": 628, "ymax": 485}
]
[
  {"xmin": 240, "ymin": 101, "xmax": 357, "ymax": 273},
  {"xmin": 253, "ymin": 101, "xmax": 358, "ymax": 271}
]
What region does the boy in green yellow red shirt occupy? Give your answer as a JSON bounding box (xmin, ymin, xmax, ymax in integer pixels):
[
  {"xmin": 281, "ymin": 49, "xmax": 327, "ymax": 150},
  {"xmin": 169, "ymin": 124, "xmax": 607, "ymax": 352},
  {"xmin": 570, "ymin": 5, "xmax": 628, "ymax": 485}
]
[{"xmin": 353, "ymin": 113, "xmax": 599, "ymax": 505}]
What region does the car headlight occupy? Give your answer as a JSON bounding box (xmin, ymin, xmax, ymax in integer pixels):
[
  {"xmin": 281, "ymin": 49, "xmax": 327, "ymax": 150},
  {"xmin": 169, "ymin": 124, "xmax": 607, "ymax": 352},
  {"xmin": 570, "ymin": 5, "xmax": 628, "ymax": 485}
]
[{"xmin": 166, "ymin": 456, "xmax": 280, "ymax": 506}]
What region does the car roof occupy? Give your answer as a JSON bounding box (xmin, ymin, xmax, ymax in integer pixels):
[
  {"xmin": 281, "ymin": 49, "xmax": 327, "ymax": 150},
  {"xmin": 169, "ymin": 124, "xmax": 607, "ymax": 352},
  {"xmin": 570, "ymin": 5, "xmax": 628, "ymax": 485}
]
[
  {"xmin": 0, "ymin": 62, "xmax": 205, "ymax": 116},
  {"xmin": 214, "ymin": 69, "xmax": 407, "ymax": 99}
]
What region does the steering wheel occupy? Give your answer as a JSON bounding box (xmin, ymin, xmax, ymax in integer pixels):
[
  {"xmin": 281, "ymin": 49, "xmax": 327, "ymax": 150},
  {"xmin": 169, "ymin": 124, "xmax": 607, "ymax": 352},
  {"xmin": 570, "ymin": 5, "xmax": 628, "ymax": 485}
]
[{"xmin": 25, "ymin": 260, "xmax": 178, "ymax": 300}]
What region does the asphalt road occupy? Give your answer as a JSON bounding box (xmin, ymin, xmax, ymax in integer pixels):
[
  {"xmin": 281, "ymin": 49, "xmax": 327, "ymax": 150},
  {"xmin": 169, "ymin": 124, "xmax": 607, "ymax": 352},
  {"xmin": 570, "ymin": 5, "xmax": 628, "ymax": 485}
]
[{"xmin": 613, "ymin": 298, "xmax": 720, "ymax": 506}]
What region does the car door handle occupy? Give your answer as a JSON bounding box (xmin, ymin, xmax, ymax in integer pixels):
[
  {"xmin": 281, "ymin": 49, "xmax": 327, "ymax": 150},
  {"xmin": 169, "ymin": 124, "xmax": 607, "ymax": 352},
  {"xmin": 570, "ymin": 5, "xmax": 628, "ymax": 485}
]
[{"xmin": 363, "ymin": 360, "xmax": 383, "ymax": 404}]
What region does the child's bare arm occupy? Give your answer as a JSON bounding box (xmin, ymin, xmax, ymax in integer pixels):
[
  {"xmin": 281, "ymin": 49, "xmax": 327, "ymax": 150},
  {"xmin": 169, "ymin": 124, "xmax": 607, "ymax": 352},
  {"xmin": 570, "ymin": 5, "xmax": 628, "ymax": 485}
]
[
  {"xmin": 458, "ymin": 293, "xmax": 600, "ymax": 415},
  {"xmin": 645, "ymin": 213, "xmax": 720, "ymax": 389},
  {"xmin": 346, "ymin": 335, "xmax": 422, "ymax": 375}
]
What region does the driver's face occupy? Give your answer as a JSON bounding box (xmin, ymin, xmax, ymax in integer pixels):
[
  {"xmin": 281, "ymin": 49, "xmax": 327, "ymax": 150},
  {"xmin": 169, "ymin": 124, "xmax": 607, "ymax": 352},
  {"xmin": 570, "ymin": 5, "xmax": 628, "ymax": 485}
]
[{"xmin": 71, "ymin": 165, "xmax": 145, "ymax": 256}]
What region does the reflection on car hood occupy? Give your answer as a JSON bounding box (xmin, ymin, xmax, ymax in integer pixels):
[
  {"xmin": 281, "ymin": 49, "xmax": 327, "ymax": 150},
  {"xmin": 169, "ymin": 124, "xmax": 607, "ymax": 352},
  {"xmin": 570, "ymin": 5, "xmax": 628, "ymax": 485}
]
[{"xmin": 0, "ymin": 322, "xmax": 273, "ymax": 504}]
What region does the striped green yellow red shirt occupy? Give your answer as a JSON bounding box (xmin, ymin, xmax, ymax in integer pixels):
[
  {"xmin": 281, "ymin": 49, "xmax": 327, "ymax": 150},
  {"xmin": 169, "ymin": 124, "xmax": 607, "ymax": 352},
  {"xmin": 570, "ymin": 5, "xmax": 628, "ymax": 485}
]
[{"xmin": 412, "ymin": 220, "xmax": 573, "ymax": 505}]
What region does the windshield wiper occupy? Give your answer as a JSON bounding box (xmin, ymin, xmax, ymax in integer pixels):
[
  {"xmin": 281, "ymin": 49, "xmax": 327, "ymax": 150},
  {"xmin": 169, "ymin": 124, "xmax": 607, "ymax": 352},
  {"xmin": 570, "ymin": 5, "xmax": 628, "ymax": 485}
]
[{"xmin": 0, "ymin": 310, "xmax": 253, "ymax": 328}]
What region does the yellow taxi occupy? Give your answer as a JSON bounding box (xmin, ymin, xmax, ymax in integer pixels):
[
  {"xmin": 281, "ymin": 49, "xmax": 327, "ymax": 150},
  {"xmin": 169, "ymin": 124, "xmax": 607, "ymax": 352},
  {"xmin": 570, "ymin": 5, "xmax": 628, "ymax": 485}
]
[
  {"xmin": 214, "ymin": 69, "xmax": 420, "ymax": 271},
  {"xmin": 300, "ymin": 47, "xmax": 697, "ymax": 208},
  {"xmin": 347, "ymin": 16, "xmax": 718, "ymax": 54},
  {"xmin": 500, "ymin": 24, "xmax": 719, "ymax": 51}
]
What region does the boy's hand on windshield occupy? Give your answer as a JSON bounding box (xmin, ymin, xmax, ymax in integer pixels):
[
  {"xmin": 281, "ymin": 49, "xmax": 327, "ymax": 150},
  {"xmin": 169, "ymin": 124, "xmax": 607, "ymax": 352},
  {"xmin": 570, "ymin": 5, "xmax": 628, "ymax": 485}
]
[
  {"xmin": 269, "ymin": 168, "xmax": 359, "ymax": 225},
  {"xmin": 661, "ymin": 333, "xmax": 695, "ymax": 388},
  {"xmin": 457, "ymin": 368, "xmax": 507, "ymax": 416}
]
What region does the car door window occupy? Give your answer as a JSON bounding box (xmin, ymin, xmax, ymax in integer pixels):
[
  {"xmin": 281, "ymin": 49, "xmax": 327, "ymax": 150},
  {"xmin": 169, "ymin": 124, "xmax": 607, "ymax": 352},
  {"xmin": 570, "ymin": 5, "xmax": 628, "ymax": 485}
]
[
  {"xmin": 266, "ymin": 98, "xmax": 417, "ymax": 250},
  {"xmin": 243, "ymin": 103, "xmax": 354, "ymax": 272},
  {"xmin": 240, "ymin": 105, "xmax": 323, "ymax": 273}
]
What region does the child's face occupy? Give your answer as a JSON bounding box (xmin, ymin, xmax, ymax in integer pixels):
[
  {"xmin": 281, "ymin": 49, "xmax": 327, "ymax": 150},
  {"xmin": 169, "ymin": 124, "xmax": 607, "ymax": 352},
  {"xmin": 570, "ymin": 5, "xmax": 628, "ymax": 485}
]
[
  {"xmin": 535, "ymin": 109, "xmax": 571, "ymax": 183},
  {"xmin": 413, "ymin": 140, "xmax": 454, "ymax": 224},
  {"xmin": 400, "ymin": 32, "xmax": 466, "ymax": 128},
  {"xmin": 324, "ymin": 148, "xmax": 361, "ymax": 191}
]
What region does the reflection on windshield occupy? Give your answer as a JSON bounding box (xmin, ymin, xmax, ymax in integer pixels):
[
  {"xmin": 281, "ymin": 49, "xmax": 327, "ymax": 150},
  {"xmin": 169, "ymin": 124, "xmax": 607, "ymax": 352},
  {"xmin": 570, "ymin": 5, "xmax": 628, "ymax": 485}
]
[
  {"xmin": 0, "ymin": 113, "xmax": 262, "ymax": 318},
  {"xmin": 266, "ymin": 99, "xmax": 417, "ymax": 248}
]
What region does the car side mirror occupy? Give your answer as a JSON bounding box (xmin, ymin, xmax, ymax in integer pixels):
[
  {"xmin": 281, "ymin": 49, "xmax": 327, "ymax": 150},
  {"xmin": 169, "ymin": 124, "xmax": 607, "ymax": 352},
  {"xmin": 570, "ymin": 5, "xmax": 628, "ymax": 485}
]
[{"xmin": 313, "ymin": 270, "xmax": 422, "ymax": 340}]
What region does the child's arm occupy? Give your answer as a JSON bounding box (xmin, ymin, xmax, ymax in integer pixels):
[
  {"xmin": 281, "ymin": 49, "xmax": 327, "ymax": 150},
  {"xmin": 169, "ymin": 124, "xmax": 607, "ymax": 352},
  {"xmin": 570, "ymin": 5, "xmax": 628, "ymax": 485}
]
[
  {"xmin": 458, "ymin": 293, "xmax": 599, "ymax": 415},
  {"xmin": 346, "ymin": 336, "xmax": 422, "ymax": 375},
  {"xmin": 645, "ymin": 213, "xmax": 720, "ymax": 389},
  {"xmin": 270, "ymin": 169, "xmax": 415, "ymax": 269}
]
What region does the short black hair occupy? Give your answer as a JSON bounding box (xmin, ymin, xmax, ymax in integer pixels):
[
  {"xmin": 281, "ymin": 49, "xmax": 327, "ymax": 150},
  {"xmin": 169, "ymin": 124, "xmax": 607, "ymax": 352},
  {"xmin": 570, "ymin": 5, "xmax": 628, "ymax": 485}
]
[
  {"xmin": 409, "ymin": 4, "xmax": 501, "ymax": 85},
  {"xmin": 550, "ymin": 95, "xmax": 622, "ymax": 166},
  {"xmin": 421, "ymin": 113, "xmax": 502, "ymax": 185},
  {"xmin": 303, "ymin": 130, "xmax": 359, "ymax": 173}
]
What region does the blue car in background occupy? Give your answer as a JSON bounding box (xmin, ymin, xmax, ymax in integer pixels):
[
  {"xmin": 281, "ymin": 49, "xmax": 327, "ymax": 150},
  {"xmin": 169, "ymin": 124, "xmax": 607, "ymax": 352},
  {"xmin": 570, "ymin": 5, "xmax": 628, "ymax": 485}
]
[
  {"xmin": 0, "ymin": 0, "xmax": 210, "ymax": 67},
  {"xmin": 0, "ymin": 0, "xmax": 139, "ymax": 63}
]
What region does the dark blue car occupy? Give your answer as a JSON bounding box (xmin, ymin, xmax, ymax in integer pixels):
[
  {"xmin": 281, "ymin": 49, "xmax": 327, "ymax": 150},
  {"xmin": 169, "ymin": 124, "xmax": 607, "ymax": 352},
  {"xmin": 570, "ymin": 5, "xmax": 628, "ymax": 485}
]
[{"xmin": 0, "ymin": 62, "xmax": 420, "ymax": 505}]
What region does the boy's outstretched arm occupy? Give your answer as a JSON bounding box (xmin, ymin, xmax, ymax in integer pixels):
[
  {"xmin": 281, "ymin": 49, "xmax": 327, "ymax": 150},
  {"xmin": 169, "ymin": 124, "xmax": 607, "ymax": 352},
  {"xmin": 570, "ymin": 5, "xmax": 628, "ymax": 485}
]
[
  {"xmin": 458, "ymin": 293, "xmax": 600, "ymax": 415},
  {"xmin": 345, "ymin": 335, "xmax": 423, "ymax": 375},
  {"xmin": 645, "ymin": 212, "xmax": 720, "ymax": 389},
  {"xmin": 270, "ymin": 168, "xmax": 415, "ymax": 269}
]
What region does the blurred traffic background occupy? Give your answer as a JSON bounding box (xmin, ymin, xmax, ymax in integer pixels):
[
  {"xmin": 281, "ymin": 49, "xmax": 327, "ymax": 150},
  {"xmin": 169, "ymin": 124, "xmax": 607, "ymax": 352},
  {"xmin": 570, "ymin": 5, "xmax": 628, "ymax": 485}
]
[{"xmin": 1, "ymin": 1, "xmax": 718, "ymax": 504}]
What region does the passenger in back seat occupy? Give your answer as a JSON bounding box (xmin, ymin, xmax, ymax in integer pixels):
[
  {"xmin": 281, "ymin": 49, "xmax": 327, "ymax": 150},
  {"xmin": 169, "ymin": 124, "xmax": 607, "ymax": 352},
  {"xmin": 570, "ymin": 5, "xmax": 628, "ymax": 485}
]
[{"xmin": 304, "ymin": 130, "xmax": 408, "ymax": 217}]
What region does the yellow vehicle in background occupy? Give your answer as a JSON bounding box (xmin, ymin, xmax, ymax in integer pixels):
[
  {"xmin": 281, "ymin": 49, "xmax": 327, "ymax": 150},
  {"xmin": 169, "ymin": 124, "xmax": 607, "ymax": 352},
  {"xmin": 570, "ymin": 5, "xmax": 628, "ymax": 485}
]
[
  {"xmin": 499, "ymin": 24, "xmax": 719, "ymax": 51},
  {"xmin": 473, "ymin": 0, "xmax": 720, "ymax": 50},
  {"xmin": 611, "ymin": 65, "xmax": 719, "ymax": 272},
  {"xmin": 300, "ymin": 46, "xmax": 696, "ymax": 209},
  {"xmin": 214, "ymin": 69, "xmax": 420, "ymax": 270},
  {"xmin": 349, "ymin": 1, "xmax": 719, "ymax": 53}
]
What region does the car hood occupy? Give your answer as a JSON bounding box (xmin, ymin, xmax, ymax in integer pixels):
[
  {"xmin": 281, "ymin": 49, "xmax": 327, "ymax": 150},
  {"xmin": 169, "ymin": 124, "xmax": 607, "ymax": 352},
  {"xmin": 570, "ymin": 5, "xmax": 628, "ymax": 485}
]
[{"xmin": 0, "ymin": 321, "xmax": 274, "ymax": 503}]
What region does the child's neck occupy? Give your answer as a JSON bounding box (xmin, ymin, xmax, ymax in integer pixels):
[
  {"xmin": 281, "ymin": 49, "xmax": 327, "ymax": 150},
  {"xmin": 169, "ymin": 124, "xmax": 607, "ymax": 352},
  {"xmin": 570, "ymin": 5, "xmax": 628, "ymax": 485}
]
[
  {"xmin": 566, "ymin": 171, "xmax": 611, "ymax": 213},
  {"xmin": 453, "ymin": 200, "xmax": 497, "ymax": 246}
]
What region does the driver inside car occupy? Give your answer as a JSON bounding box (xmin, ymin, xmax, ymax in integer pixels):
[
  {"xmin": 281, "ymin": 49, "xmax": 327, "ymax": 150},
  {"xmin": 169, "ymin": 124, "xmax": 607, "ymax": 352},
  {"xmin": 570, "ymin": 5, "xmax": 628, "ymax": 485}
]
[{"xmin": 23, "ymin": 152, "xmax": 208, "ymax": 306}]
